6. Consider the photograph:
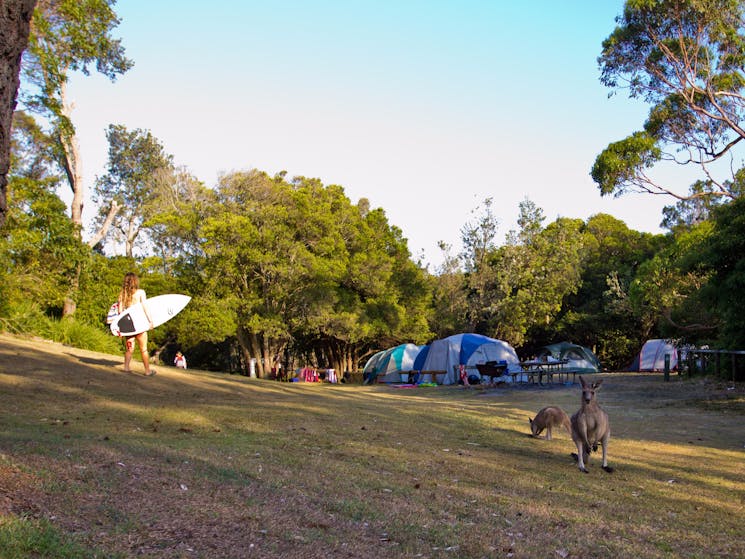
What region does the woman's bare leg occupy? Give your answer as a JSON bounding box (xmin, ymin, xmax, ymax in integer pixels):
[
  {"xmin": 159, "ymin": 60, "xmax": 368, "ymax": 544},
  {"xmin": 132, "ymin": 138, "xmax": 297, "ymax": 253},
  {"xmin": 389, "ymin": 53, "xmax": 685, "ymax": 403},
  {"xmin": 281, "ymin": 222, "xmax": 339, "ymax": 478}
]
[
  {"xmin": 137, "ymin": 332, "xmax": 154, "ymax": 375},
  {"xmin": 124, "ymin": 337, "xmax": 135, "ymax": 371}
]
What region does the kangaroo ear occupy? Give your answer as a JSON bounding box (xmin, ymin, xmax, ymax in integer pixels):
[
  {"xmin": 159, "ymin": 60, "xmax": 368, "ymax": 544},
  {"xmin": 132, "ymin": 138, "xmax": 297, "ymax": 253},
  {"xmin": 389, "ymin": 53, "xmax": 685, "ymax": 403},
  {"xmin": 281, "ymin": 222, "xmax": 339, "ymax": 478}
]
[
  {"xmin": 528, "ymin": 417, "xmax": 533, "ymax": 424},
  {"xmin": 594, "ymin": 380, "xmax": 603, "ymax": 389}
]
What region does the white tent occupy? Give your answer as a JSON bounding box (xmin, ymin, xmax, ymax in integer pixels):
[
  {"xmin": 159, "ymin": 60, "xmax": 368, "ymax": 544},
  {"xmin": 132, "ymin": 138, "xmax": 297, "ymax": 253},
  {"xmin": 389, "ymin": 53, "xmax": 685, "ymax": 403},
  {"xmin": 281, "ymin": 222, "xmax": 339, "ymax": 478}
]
[
  {"xmin": 418, "ymin": 333, "xmax": 521, "ymax": 384},
  {"xmin": 638, "ymin": 339, "xmax": 678, "ymax": 371}
]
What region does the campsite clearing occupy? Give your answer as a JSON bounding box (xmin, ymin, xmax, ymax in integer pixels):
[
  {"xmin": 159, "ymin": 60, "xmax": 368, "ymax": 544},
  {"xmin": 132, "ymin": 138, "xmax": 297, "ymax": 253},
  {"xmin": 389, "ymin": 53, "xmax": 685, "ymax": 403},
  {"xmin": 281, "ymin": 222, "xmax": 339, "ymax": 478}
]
[{"xmin": 0, "ymin": 333, "xmax": 743, "ymax": 558}]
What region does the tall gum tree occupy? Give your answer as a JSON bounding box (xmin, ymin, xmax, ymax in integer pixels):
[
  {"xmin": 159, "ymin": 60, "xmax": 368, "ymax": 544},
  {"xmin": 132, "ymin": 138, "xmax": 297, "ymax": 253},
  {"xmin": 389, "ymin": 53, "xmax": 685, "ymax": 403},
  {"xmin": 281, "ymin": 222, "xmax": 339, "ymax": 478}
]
[
  {"xmin": 21, "ymin": 0, "xmax": 131, "ymax": 236},
  {"xmin": 200, "ymin": 171, "xmax": 431, "ymax": 376},
  {"xmin": 593, "ymin": 0, "xmax": 745, "ymax": 203},
  {"xmin": 92, "ymin": 124, "xmax": 174, "ymax": 257},
  {"xmin": 0, "ymin": 0, "xmax": 36, "ymax": 229},
  {"xmin": 473, "ymin": 199, "xmax": 587, "ymax": 348},
  {"xmin": 20, "ymin": 0, "xmax": 131, "ymax": 314},
  {"xmin": 2, "ymin": 107, "xmax": 86, "ymax": 315}
]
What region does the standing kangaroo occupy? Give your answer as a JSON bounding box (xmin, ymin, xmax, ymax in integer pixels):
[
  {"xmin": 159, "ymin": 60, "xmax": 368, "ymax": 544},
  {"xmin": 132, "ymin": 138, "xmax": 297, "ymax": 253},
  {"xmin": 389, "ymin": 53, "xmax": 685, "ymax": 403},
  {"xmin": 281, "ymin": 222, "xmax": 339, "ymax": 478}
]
[
  {"xmin": 571, "ymin": 377, "xmax": 613, "ymax": 473},
  {"xmin": 529, "ymin": 406, "xmax": 571, "ymax": 440}
]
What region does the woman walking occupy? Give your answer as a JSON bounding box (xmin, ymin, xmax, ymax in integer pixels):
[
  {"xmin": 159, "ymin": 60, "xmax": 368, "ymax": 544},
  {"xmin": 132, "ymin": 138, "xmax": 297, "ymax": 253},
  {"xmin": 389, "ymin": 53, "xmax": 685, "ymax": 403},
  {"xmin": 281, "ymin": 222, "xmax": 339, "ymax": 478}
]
[{"xmin": 118, "ymin": 272, "xmax": 156, "ymax": 376}]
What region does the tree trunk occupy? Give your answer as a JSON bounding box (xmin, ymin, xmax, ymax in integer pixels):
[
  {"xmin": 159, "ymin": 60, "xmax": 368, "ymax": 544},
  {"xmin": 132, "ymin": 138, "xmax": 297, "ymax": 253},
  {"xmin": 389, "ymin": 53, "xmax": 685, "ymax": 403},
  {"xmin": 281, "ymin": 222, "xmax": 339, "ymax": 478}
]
[
  {"xmin": 58, "ymin": 81, "xmax": 84, "ymax": 317},
  {"xmin": 0, "ymin": 0, "xmax": 36, "ymax": 229},
  {"xmin": 87, "ymin": 199, "xmax": 120, "ymax": 248},
  {"xmin": 235, "ymin": 328, "xmax": 283, "ymax": 379},
  {"xmin": 58, "ymin": 80, "xmax": 85, "ymax": 229},
  {"xmin": 62, "ymin": 262, "xmax": 80, "ymax": 316},
  {"xmin": 235, "ymin": 327, "xmax": 254, "ymax": 376}
]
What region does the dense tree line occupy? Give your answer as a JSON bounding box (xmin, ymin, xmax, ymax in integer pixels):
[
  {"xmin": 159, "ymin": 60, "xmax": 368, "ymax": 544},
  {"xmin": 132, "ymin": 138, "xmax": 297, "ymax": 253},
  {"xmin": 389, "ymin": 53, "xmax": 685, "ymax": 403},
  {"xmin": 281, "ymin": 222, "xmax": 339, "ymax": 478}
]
[
  {"xmin": 3, "ymin": 0, "xmax": 745, "ymax": 376},
  {"xmin": 4, "ymin": 122, "xmax": 744, "ymax": 374}
]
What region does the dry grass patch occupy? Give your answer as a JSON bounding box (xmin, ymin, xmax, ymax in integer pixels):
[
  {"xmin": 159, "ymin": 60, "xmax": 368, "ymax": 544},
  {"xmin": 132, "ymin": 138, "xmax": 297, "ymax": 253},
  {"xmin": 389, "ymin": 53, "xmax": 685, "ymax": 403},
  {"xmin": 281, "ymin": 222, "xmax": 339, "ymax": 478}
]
[{"xmin": 0, "ymin": 333, "xmax": 744, "ymax": 558}]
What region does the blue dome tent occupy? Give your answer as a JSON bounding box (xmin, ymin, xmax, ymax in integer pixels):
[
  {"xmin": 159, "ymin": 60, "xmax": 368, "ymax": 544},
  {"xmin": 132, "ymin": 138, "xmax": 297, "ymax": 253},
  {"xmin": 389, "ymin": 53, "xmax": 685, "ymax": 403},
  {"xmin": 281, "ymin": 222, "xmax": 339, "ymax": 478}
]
[{"xmin": 418, "ymin": 333, "xmax": 520, "ymax": 385}]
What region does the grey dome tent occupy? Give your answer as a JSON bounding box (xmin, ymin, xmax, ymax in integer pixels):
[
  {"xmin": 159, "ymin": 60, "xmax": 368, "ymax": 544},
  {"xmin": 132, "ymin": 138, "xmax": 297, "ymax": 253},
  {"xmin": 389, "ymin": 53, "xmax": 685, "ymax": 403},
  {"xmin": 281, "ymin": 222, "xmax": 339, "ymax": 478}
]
[
  {"xmin": 536, "ymin": 342, "xmax": 601, "ymax": 373},
  {"xmin": 631, "ymin": 339, "xmax": 678, "ymax": 372}
]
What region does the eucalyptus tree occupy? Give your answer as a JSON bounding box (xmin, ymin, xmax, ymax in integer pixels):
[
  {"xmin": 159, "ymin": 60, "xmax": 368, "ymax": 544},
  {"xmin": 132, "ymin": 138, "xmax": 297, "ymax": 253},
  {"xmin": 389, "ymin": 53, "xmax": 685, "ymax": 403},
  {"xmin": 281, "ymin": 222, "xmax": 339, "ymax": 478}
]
[
  {"xmin": 0, "ymin": 0, "xmax": 36, "ymax": 229},
  {"xmin": 1, "ymin": 111, "xmax": 86, "ymax": 318},
  {"xmin": 556, "ymin": 213, "xmax": 667, "ymax": 368},
  {"xmin": 199, "ymin": 170, "xmax": 431, "ymax": 376},
  {"xmin": 485, "ymin": 200, "xmax": 587, "ymax": 348},
  {"xmin": 593, "ymin": 0, "xmax": 745, "ymax": 203},
  {"xmin": 691, "ymin": 196, "xmax": 745, "ymax": 347},
  {"xmin": 21, "ymin": 0, "xmax": 131, "ymax": 234},
  {"xmin": 312, "ymin": 196, "xmax": 432, "ymax": 371},
  {"xmin": 92, "ymin": 124, "xmax": 174, "ymax": 257}
]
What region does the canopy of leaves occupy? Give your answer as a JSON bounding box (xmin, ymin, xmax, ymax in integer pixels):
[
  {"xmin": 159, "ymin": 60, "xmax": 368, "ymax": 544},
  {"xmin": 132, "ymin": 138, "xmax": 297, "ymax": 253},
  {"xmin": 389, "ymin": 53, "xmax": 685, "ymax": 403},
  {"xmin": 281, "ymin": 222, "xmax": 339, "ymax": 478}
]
[
  {"xmin": 695, "ymin": 195, "xmax": 745, "ymax": 346},
  {"xmin": 0, "ymin": 175, "xmax": 87, "ymax": 316},
  {"xmin": 590, "ymin": 131, "xmax": 662, "ymax": 197},
  {"xmin": 1, "ymin": 112, "xmax": 87, "ymax": 315},
  {"xmin": 552, "ymin": 213, "xmax": 667, "ymax": 367},
  {"xmin": 594, "ymin": 0, "xmax": 745, "ymax": 200},
  {"xmin": 193, "ymin": 171, "xmax": 431, "ymax": 373},
  {"xmin": 92, "ymin": 124, "xmax": 174, "ymax": 256},
  {"xmin": 23, "ymin": 0, "xmax": 132, "ymax": 120},
  {"xmin": 459, "ymin": 199, "xmax": 587, "ymax": 348}
]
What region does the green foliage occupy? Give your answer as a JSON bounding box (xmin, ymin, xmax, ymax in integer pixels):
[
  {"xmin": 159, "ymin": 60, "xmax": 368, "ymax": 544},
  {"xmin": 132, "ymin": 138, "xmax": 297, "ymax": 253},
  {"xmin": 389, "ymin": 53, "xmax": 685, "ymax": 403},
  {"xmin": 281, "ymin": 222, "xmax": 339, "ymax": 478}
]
[
  {"xmin": 74, "ymin": 254, "xmax": 134, "ymax": 327},
  {"xmin": 171, "ymin": 295, "xmax": 238, "ymax": 347},
  {"xmin": 196, "ymin": 170, "xmax": 431, "ymax": 374},
  {"xmin": 92, "ymin": 124, "xmax": 174, "ymax": 256},
  {"xmin": 590, "ymin": 131, "xmax": 661, "ymax": 197},
  {"xmin": 602, "ymin": 0, "xmax": 745, "ymax": 102},
  {"xmin": 20, "ymin": 0, "xmax": 132, "ymax": 247},
  {"xmin": 0, "ymin": 298, "xmax": 120, "ymax": 354},
  {"xmin": 626, "ymin": 222, "xmax": 715, "ymax": 343},
  {"xmin": 48, "ymin": 317, "xmax": 121, "ymax": 353},
  {"xmin": 9, "ymin": 111, "xmax": 60, "ymax": 181},
  {"xmin": 493, "ymin": 212, "xmax": 587, "ymax": 347},
  {"xmin": 0, "ymin": 174, "xmax": 89, "ymax": 315},
  {"xmin": 549, "ymin": 214, "xmax": 667, "ymax": 368},
  {"xmin": 696, "ymin": 196, "xmax": 745, "ymax": 347},
  {"xmin": 458, "ymin": 199, "xmax": 587, "ymax": 348},
  {"xmin": 0, "ymin": 299, "xmax": 52, "ymax": 337},
  {"xmin": 460, "ymin": 198, "xmax": 499, "ymax": 273},
  {"xmin": 0, "ymin": 516, "xmax": 111, "ymax": 559},
  {"xmin": 143, "ymin": 169, "xmax": 215, "ymax": 268},
  {"xmin": 23, "ymin": 0, "xmax": 132, "ymax": 119},
  {"xmin": 428, "ymin": 243, "xmax": 468, "ymax": 339},
  {"xmin": 595, "ymin": 0, "xmax": 745, "ymax": 200},
  {"xmin": 661, "ymin": 180, "xmax": 724, "ymax": 231}
]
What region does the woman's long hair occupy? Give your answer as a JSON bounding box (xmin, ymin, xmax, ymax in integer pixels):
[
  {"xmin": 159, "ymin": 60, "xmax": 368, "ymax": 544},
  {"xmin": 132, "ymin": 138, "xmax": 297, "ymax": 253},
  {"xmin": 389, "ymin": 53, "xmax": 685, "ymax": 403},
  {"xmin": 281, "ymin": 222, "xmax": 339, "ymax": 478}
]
[{"xmin": 119, "ymin": 272, "xmax": 139, "ymax": 309}]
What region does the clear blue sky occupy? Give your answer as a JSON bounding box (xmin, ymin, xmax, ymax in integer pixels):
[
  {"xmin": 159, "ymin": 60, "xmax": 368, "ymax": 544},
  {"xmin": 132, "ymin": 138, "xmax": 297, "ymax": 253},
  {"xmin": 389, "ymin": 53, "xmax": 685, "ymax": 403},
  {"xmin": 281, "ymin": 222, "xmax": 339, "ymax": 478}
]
[{"xmin": 64, "ymin": 0, "xmax": 674, "ymax": 269}]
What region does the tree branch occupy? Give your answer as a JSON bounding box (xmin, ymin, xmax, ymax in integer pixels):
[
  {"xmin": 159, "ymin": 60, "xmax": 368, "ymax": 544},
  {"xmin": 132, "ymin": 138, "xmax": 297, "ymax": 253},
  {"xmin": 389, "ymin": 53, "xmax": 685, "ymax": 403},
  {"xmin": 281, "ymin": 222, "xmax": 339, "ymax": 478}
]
[{"xmin": 87, "ymin": 199, "xmax": 120, "ymax": 248}]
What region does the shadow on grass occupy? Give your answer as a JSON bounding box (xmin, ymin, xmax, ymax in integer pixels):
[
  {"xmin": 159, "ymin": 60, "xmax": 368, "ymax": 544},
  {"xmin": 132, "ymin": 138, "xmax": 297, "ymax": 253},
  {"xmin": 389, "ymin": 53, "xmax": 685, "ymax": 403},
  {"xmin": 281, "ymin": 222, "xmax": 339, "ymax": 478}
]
[{"xmin": 68, "ymin": 353, "xmax": 121, "ymax": 368}]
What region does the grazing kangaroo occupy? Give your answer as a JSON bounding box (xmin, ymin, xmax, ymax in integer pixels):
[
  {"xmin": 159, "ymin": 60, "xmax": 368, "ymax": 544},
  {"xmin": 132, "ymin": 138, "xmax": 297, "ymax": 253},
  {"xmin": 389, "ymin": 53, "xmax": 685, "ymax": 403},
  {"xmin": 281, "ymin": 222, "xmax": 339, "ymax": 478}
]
[
  {"xmin": 529, "ymin": 406, "xmax": 571, "ymax": 440},
  {"xmin": 571, "ymin": 377, "xmax": 613, "ymax": 473}
]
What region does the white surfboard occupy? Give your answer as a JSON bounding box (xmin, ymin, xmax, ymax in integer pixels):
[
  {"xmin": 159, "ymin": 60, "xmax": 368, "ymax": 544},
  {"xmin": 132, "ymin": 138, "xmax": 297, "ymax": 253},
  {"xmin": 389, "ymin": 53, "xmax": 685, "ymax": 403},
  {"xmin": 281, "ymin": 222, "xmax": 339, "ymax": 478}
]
[{"xmin": 110, "ymin": 294, "xmax": 191, "ymax": 337}]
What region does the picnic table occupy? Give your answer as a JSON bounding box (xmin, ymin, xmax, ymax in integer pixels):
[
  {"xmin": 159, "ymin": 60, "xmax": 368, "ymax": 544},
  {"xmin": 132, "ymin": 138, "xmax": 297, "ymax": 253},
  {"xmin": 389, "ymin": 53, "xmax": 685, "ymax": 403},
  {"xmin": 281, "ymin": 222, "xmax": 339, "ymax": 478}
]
[{"xmin": 518, "ymin": 359, "xmax": 570, "ymax": 385}]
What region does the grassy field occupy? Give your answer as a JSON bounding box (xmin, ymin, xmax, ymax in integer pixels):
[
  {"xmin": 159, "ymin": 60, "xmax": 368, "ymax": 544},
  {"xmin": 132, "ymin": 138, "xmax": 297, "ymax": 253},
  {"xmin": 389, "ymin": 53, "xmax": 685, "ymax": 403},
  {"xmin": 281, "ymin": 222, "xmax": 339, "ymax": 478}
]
[{"xmin": 0, "ymin": 333, "xmax": 743, "ymax": 559}]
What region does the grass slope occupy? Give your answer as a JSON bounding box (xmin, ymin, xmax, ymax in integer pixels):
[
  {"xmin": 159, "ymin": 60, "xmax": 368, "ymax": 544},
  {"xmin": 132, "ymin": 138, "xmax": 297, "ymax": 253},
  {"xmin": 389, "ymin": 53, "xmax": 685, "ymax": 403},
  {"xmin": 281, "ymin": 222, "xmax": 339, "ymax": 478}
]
[{"xmin": 0, "ymin": 333, "xmax": 743, "ymax": 558}]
